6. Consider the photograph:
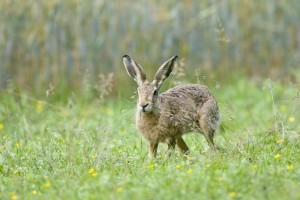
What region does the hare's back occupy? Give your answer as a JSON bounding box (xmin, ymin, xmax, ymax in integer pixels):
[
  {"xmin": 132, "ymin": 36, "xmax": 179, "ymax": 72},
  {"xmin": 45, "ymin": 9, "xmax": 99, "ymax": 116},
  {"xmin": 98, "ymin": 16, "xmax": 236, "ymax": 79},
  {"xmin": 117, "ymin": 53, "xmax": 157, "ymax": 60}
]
[
  {"xmin": 163, "ymin": 84, "xmax": 214, "ymax": 104},
  {"xmin": 158, "ymin": 84, "xmax": 215, "ymax": 133}
]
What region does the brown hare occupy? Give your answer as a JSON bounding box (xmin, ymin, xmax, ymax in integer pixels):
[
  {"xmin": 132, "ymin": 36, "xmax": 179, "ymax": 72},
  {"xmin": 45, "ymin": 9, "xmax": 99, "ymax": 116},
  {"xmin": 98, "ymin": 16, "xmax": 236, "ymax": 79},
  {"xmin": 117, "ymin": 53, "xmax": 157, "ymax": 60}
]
[{"xmin": 123, "ymin": 55, "xmax": 219, "ymax": 159}]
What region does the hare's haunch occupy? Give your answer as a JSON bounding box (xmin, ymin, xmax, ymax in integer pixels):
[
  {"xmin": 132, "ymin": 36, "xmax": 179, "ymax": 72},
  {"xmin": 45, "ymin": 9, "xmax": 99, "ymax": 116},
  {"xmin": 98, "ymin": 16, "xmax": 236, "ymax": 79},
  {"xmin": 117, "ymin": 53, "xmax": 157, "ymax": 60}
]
[{"xmin": 123, "ymin": 55, "xmax": 219, "ymax": 158}]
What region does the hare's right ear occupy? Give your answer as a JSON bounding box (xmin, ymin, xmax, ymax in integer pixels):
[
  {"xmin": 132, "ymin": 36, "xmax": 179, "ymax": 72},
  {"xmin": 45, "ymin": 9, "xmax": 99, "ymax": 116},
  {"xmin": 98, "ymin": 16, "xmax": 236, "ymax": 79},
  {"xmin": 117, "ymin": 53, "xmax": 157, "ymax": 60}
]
[{"xmin": 123, "ymin": 55, "xmax": 147, "ymax": 86}]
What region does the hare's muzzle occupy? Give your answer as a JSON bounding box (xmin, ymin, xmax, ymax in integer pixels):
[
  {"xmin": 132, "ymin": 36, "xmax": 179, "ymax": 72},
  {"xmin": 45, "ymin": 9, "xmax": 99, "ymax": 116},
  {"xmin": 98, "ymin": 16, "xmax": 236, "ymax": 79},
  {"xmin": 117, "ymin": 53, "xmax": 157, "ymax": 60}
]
[
  {"xmin": 141, "ymin": 103, "xmax": 149, "ymax": 112},
  {"xmin": 138, "ymin": 103, "xmax": 152, "ymax": 113}
]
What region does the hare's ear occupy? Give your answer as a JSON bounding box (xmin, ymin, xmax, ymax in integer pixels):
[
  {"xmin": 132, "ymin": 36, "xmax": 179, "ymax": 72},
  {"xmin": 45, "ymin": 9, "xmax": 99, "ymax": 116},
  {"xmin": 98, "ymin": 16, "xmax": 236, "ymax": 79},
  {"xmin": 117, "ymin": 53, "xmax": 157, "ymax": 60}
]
[
  {"xmin": 153, "ymin": 55, "xmax": 178, "ymax": 89},
  {"xmin": 123, "ymin": 55, "xmax": 147, "ymax": 86}
]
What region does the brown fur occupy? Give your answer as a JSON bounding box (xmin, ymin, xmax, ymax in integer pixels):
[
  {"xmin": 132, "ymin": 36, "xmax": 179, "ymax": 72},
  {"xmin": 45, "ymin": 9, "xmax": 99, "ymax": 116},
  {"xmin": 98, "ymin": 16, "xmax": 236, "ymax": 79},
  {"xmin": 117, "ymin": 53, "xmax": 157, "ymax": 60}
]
[{"xmin": 123, "ymin": 55, "xmax": 219, "ymax": 158}]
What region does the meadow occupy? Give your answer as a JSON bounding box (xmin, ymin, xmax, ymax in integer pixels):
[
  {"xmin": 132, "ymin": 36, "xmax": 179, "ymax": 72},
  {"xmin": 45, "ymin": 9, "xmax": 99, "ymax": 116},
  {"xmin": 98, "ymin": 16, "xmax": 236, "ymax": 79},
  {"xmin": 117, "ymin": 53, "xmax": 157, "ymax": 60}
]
[
  {"xmin": 1, "ymin": 1, "xmax": 300, "ymax": 199},
  {"xmin": 0, "ymin": 75, "xmax": 299, "ymax": 200}
]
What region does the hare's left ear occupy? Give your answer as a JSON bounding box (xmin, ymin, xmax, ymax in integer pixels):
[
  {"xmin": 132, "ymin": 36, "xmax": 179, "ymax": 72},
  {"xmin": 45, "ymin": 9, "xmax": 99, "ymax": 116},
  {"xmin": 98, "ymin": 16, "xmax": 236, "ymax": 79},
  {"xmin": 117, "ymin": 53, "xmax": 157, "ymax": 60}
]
[{"xmin": 153, "ymin": 55, "xmax": 178, "ymax": 90}]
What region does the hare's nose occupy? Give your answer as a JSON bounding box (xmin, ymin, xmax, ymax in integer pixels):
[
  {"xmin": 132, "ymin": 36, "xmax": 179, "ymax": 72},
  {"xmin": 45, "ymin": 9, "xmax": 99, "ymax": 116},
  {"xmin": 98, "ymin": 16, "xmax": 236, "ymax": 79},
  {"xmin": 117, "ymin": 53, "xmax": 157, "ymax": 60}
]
[
  {"xmin": 141, "ymin": 104, "xmax": 149, "ymax": 109},
  {"xmin": 141, "ymin": 103, "xmax": 149, "ymax": 112}
]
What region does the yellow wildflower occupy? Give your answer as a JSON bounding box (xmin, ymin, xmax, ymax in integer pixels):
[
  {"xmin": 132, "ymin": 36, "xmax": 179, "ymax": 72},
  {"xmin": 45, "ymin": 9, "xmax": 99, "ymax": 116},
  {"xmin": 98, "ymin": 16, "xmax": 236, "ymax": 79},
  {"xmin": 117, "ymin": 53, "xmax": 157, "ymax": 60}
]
[
  {"xmin": 9, "ymin": 192, "xmax": 18, "ymax": 200},
  {"xmin": 116, "ymin": 187, "xmax": 123, "ymax": 193},
  {"xmin": 229, "ymin": 192, "xmax": 236, "ymax": 198},
  {"xmin": 279, "ymin": 105, "xmax": 287, "ymax": 112},
  {"xmin": 187, "ymin": 169, "xmax": 193, "ymax": 174},
  {"xmin": 185, "ymin": 156, "xmax": 191, "ymax": 161},
  {"xmin": 35, "ymin": 101, "xmax": 43, "ymax": 113},
  {"xmin": 176, "ymin": 165, "xmax": 182, "ymax": 169},
  {"xmin": 148, "ymin": 164, "xmax": 155, "ymax": 170},
  {"xmin": 0, "ymin": 123, "xmax": 4, "ymax": 130},
  {"xmin": 289, "ymin": 117, "xmax": 295, "ymax": 123},
  {"xmin": 274, "ymin": 154, "xmax": 281, "ymax": 159},
  {"xmin": 276, "ymin": 140, "xmax": 284, "ymax": 145},
  {"xmin": 15, "ymin": 143, "xmax": 21, "ymax": 148},
  {"xmin": 43, "ymin": 182, "xmax": 51, "ymax": 188},
  {"xmin": 92, "ymin": 172, "xmax": 98, "ymax": 177},
  {"xmin": 89, "ymin": 168, "xmax": 95, "ymax": 174},
  {"xmin": 118, "ymin": 149, "xmax": 123, "ymax": 153},
  {"xmin": 32, "ymin": 190, "xmax": 37, "ymax": 195},
  {"xmin": 253, "ymin": 164, "xmax": 258, "ymax": 169},
  {"xmin": 13, "ymin": 170, "xmax": 19, "ymax": 174},
  {"xmin": 206, "ymin": 164, "xmax": 211, "ymax": 168},
  {"xmin": 287, "ymin": 165, "xmax": 294, "ymax": 171}
]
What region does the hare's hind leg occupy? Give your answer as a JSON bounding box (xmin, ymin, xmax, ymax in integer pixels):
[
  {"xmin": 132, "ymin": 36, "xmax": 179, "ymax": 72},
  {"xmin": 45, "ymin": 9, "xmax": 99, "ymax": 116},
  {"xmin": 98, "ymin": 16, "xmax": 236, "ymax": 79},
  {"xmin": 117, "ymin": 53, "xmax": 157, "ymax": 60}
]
[
  {"xmin": 165, "ymin": 138, "xmax": 176, "ymax": 157},
  {"xmin": 198, "ymin": 100, "xmax": 219, "ymax": 149},
  {"xmin": 176, "ymin": 136, "xmax": 190, "ymax": 155}
]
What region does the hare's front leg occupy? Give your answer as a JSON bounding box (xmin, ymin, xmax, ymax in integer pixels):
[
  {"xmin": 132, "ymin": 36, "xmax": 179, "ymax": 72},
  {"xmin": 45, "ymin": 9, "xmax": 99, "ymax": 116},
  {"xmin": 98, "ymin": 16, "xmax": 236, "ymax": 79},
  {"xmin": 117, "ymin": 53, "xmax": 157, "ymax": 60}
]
[
  {"xmin": 148, "ymin": 142, "xmax": 158, "ymax": 159},
  {"xmin": 176, "ymin": 136, "xmax": 190, "ymax": 155}
]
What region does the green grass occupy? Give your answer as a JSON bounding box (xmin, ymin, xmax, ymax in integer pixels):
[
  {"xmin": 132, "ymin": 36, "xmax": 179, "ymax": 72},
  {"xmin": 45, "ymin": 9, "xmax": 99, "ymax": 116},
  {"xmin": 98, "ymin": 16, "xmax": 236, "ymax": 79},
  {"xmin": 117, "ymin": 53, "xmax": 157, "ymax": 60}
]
[
  {"xmin": 0, "ymin": 78, "xmax": 299, "ymax": 200},
  {"xmin": 1, "ymin": 0, "xmax": 300, "ymax": 89}
]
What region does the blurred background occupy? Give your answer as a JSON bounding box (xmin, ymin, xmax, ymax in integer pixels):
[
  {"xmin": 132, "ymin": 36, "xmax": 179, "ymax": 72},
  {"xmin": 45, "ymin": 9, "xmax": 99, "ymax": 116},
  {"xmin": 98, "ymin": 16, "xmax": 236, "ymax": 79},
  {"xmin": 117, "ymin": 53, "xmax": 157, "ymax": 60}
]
[{"xmin": 0, "ymin": 0, "xmax": 299, "ymax": 98}]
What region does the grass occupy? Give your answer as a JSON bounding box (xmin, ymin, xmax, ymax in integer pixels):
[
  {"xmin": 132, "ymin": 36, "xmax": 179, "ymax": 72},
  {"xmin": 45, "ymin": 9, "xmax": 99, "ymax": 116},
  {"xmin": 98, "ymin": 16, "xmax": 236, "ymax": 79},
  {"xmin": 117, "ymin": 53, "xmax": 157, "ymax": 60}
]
[
  {"xmin": 1, "ymin": 0, "xmax": 300, "ymax": 89},
  {"xmin": 0, "ymin": 77, "xmax": 299, "ymax": 200}
]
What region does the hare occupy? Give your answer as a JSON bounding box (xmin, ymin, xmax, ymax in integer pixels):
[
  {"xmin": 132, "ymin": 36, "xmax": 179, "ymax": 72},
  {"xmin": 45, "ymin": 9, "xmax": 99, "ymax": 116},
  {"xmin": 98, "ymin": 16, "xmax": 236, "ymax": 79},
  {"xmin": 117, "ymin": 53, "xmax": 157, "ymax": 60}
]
[{"xmin": 123, "ymin": 55, "xmax": 219, "ymax": 159}]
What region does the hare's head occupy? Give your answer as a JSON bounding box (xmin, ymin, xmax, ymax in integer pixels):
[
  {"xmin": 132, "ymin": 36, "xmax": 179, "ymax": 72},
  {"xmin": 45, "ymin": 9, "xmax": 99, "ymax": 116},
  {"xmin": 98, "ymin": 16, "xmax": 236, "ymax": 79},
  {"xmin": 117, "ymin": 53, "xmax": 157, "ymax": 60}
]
[{"xmin": 123, "ymin": 55, "xmax": 178, "ymax": 113}]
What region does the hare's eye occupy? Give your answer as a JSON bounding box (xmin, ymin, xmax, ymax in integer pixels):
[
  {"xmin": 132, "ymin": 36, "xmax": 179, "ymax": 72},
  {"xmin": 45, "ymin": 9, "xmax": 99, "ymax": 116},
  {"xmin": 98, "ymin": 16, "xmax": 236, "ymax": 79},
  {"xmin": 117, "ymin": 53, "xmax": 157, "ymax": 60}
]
[{"xmin": 153, "ymin": 89, "xmax": 158, "ymax": 96}]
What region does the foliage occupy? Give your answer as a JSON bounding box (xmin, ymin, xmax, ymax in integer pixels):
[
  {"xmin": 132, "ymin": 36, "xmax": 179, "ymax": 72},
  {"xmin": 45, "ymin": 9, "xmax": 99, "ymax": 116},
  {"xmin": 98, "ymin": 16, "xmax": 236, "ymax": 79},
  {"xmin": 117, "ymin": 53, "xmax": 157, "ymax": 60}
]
[
  {"xmin": 0, "ymin": 77, "xmax": 299, "ymax": 200},
  {"xmin": 1, "ymin": 0, "xmax": 300, "ymax": 93}
]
